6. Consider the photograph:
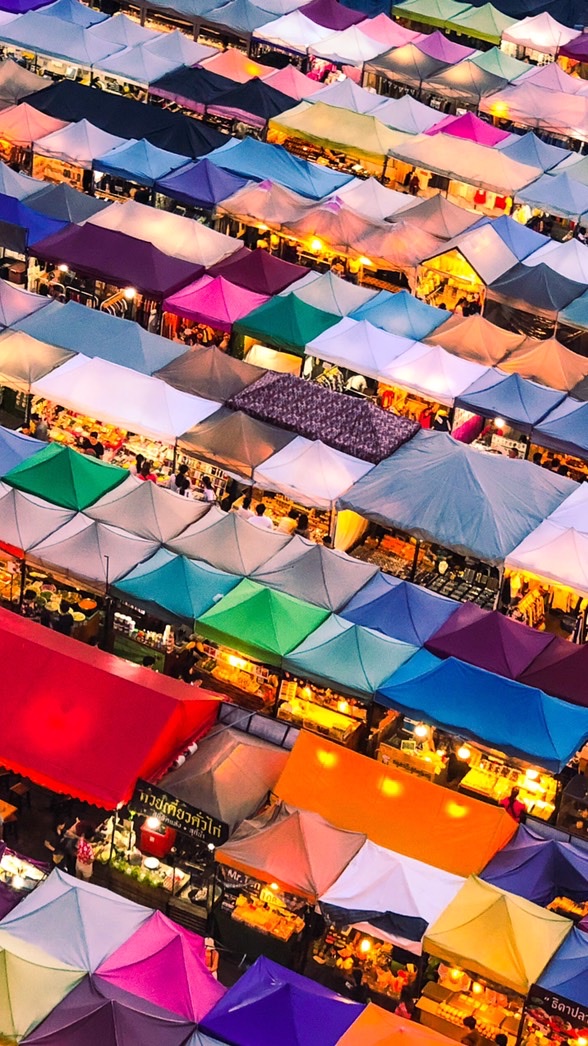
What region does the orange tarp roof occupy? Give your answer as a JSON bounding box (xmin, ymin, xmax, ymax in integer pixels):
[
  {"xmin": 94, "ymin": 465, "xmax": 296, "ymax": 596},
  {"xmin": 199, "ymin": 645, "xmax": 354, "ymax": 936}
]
[
  {"xmin": 338, "ymin": 1004, "xmax": 456, "ymax": 1046},
  {"xmin": 274, "ymin": 733, "xmax": 516, "ymax": 877}
]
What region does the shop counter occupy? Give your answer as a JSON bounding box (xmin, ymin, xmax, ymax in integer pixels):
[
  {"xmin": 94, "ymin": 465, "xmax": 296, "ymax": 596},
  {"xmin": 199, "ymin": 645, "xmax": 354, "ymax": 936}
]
[{"xmin": 212, "ymin": 905, "xmax": 303, "ymax": 968}]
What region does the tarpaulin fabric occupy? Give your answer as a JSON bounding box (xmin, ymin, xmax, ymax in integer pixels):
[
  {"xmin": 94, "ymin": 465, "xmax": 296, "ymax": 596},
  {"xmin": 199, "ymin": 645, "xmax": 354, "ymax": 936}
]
[
  {"xmin": 32, "ymin": 356, "xmax": 220, "ymax": 443},
  {"xmin": 196, "ymin": 577, "xmax": 329, "ymax": 666},
  {"xmin": 0, "ymin": 12, "xmax": 127, "ymax": 65},
  {"xmin": 157, "ymin": 346, "xmax": 265, "ymax": 402},
  {"xmin": 164, "ymin": 275, "xmax": 269, "ymax": 333},
  {"xmin": 274, "ymin": 732, "xmax": 516, "ymax": 876},
  {"xmin": 502, "ymin": 11, "xmax": 580, "ymax": 55},
  {"xmin": 0, "ymin": 278, "xmax": 48, "ymax": 328},
  {"xmin": 286, "ymin": 269, "xmax": 376, "ymax": 317},
  {"xmin": 178, "ymin": 408, "xmax": 294, "ymax": 481},
  {"xmin": 307, "ymin": 318, "xmax": 440, "ymax": 383},
  {"xmin": 284, "ymin": 614, "xmax": 418, "ymax": 698},
  {"xmin": 424, "ymin": 603, "xmax": 555, "ymax": 679},
  {"xmin": 155, "ymin": 158, "xmax": 248, "ymax": 210},
  {"xmin": 230, "ymin": 371, "xmax": 419, "ymax": 462},
  {"xmin": 337, "ymin": 1005, "xmax": 460, "ymax": 1046},
  {"xmin": 32, "ymin": 119, "xmax": 125, "ymax": 169},
  {"xmin": 143, "ymin": 29, "xmax": 215, "ymax": 66},
  {"xmin": 88, "ymin": 11, "xmax": 160, "ymax": 45},
  {"xmin": 17, "ymin": 298, "xmax": 183, "ymax": 375},
  {"xmin": 303, "ymin": 0, "xmax": 366, "ymax": 29},
  {"xmin": 234, "ymin": 294, "xmax": 338, "ymax": 355},
  {"xmin": 269, "ymin": 101, "xmax": 410, "ymax": 166},
  {"xmin": 0, "ymin": 157, "xmax": 40, "ymax": 199},
  {"xmin": 160, "ymin": 726, "xmax": 289, "ymax": 829},
  {"xmin": 337, "ymin": 430, "xmax": 575, "ymax": 563},
  {"xmin": 0, "ymin": 57, "xmax": 46, "ymax": 108},
  {"xmin": 114, "ymin": 548, "xmax": 239, "ymax": 624},
  {"xmin": 205, "ymin": 136, "xmax": 353, "ymax": 199},
  {"xmin": 482, "ymin": 824, "xmax": 588, "ymax": 907},
  {"xmin": 424, "ymin": 876, "xmax": 572, "ymax": 994},
  {"xmin": 370, "ymin": 341, "xmax": 490, "ymax": 407},
  {"xmin": 201, "ymin": 956, "xmax": 364, "ymax": 1046},
  {"xmin": 312, "ymin": 77, "xmax": 383, "ymax": 115},
  {"xmin": 253, "ymin": 436, "xmax": 374, "ymax": 509},
  {"xmin": 498, "ymin": 132, "xmax": 571, "ymax": 173},
  {"xmin": 393, "ymin": 0, "xmax": 470, "ymax": 29},
  {"xmin": 455, "ymin": 370, "xmax": 565, "ymax": 433},
  {"xmin": 516, "ymin": 173, "xmax": 588, "ymax": 222},
  {"xmin": 365, "ymin": 43, "xmax": 449, "ymax": 91},
  {"xmin": 32, "ymin": 224, "xmax": 205, "ymax": 300},
  {"xmin": 392, "ymin": 193, "xmax": 478, "ymax": 240},
  {"xmin": 308, "ymin": 24, "xmax": 387, "ymax": 65},
  {"xmin": 471, "ymin": 44, "xmax": 529, "ymax": 82},
  {"xmin": 201, "ymin": 46, "xmax": 272, "ymax": 82},
  {"xmin": 506, "ymin": 521, "xmax": 588, "ymax": 599},
  {"xmin": 0, "ymin": 930, "xmax": 84, "ymax": 1042},
  {"xmin": 426, "ymin": 111, "xmax": 509, "ymax": 147},
  {"xmin": 0, "ymin": 329, "xmax": 73, "ymax": 391},
  {"xmin": 167, "ymin": 505, "xmax": 293, "ymax": 575},
  {"xmin": 263, "ymin": 64, "xmax": 323, "ymax": 101},
  {"xmin": 0, "ymin": 101, "xmax": 69, "ymax": 145},
  {"xmin": 446, "ymin": 3, "xmax": 515, "ymax": 44},
  {"xmin": 207, "ymin": 77, "xmax": 296, "ymax": 127},
  {"xmin": 93, "ymin": 137, "xmax": 186, "ymax": 185},
  {"xmin": 0, "ymin": 192, "xmax": 67, "ymax": 250},
  {"xmin": 93, "ymin": 43, "xmax": 182, "ymax": 86},
  {"xmin": 499, "ymin": 337, "xmax": 588, "ymax": 393},
  {"xmin": 524, "ymin": 238, "xmax": 588, "ymax": 285},
  {"xmin": 389, "ymin": 133, "xmax": 541, "ymax": 196},
  {"xmin": 426, "ymin": 313, "xmax": 524, "ymax": 365},
  {"xmin": 85, "ymin": 474, "xmax": 206, "ymax": 543},
  {"xmin": 538, "ymin": 927, "xmax": 588, "ymax": 1006},
  {"xmin": 252, "ymin": 534, "xmax": 377, "ymax": 612},
  {"xmin": 519, "ymin": 637, "xmax": 588, "ymax": 708},
  {"xmin": 39, "ymin": 0, "xmax": 106, "ymax": 26},
  {"xmin": 0, "ymin": 608, "xmax": 217, "ymax": 806},
  {"xmin": 374, "ymin": 93, "xmax": 445, "ymax": 134},
  {"xmin": 218, "ymin": 805, "xmax": 365, "ymax": 900},
  {"xmin": 341, "ymin": 573, "xmax": 459, "ymax": 645},
  {"xmin": 350, "ymin": 288, "xmax": 447, "ymax": 340},
  {"xmin": 25, "ymin": 182, "xmax": 107, "ymax": 223},
  {"xmin": 378, "ymin": 654, "xmax": 588, "ymax": 772},
  {"xmin": 1, "ymin": 868, "xmax": 151, "ymax": 970},
  {"xmin": 254, "ymin": 10, "xmax": 334, "ymax": 53},
  {"xmin": 5, "ymin": 442, "xmax": 125, "ymax": 509},
  {"xmin": 21, "ymin": 976, "xmax": 198, "ymax": 1045},
  {"xmin": 209, "ymin": 246, "xmax": 305, "ymax": 295},
  {"xmin": 532, "ymin": 398, "xmax": 588, "ymax": 459},
  {"xmin": 320, "ymin": 839, "xmax": 464, "ymax": 954},
  {"xmin": 95, "ymin": 911, "xmax": 225, "ymax": 1021},
  {"xmin": 0, "ymin": 423, "xmax": 43, "ymax": 476},
  {"xmin": 0, "ymin": 480, "xmax": 74, "ymax": 551},
  {"xmin": 28, "ymin": 512, "xmax": 160, "ymax": 587}
]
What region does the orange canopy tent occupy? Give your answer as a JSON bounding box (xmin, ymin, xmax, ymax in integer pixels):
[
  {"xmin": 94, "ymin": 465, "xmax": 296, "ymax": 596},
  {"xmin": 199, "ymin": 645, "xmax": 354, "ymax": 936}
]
[
  {"xmin": 274, "ymin": 733, "xmax": 516, "ymax": 877},
  {"xmin": 338, "ymin": 1004, "xmax": 456, "ymax": 1046}
]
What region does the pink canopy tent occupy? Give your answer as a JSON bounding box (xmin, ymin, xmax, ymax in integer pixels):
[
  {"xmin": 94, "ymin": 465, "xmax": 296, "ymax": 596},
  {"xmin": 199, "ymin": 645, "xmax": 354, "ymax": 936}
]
[
  {"xmin": 201, "ymin": 47, "xmax": 272, "ymax": 84},
  {"xmin": 96, "ymin": 910, "xmax": 225, "ymax": 1022},
  {"xmin": 263, "ymin": 65, "xmax": 323, "ymax": 100},
  {"xmin": 0, "ymin": 102, "xmax": 68, "ymax": 146},
  {"xmin": 415, "ymin": 30, "xmax": 475, "ymax": 63},
  {"xmin": 360, "ymin": 13, "xmax": 420, "ymax": 47},
  {"xmin": 426, "ymin": 111, "xmax": 510, "ymax": 145},
  {"xmin": 163, "ymin": 275, "xmax": 269, "ymax": 332}
]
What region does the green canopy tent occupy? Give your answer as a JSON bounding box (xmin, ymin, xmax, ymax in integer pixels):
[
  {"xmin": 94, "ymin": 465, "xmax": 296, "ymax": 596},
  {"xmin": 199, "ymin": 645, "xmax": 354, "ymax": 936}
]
[
  {"xmin": 234, "ymin": 295, "xmax": 337, "ymax": 358},
  {"xmin": 471, "ymin": 46, "xmax": 530, "ymax": 83},
  {"xmin": 4, "ymin": 443, "xmax": 126, "ymax": 510},
  {"xmin": 394, "ymin": 0, "xmax": 472, "ymax": 30},
  {"xmin": 195, "ymin": 578, "xmax": 329, "ymax": 666},
  {"xmin": 446, "ymin": 4, "xmax": 516, "ymax": 45}
]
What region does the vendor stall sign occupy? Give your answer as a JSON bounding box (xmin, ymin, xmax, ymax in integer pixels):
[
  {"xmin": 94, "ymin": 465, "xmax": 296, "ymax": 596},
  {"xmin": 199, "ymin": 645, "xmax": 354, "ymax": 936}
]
[
  {"xmin": 526, "ymin": 985, "xmax": 588, "ymax": 1038},
  {"xmin": 132, "ymin": 780, "xmax": 229, "ymax": 846}
]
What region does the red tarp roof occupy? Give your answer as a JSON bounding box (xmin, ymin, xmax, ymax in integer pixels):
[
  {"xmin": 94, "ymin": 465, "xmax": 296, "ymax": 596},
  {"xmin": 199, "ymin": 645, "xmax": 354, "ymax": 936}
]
[{"xmin": 0, "ymin": 609, "xmax": 218, "ymax": 807}]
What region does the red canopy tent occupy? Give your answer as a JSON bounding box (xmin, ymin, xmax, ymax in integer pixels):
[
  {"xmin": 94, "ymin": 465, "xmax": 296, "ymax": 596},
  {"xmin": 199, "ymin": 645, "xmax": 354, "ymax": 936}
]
[{"xmin": 0, "ymin": 609, "xmax": 218, "ymax": 807}]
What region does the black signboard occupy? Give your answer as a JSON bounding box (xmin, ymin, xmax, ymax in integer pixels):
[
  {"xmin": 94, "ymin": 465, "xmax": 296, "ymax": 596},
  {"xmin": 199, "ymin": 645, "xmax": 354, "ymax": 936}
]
[
  {"xmin": 131, "ymin": 780, "xmax": 229, "ymax": 846},
  {"xmin": 527, "ymin": 985, "xmax": 588, "ymax": 1035}
]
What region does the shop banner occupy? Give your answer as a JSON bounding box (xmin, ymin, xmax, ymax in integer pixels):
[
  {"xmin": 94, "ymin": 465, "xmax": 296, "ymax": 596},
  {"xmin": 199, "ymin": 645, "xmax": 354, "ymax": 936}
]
[
  {"xmin": 527, "ymin": 985, "xmax": 588, "ymax": 1035},
  {"xmin": 131, "ymin": 779, "xmax": 229, "ymax": 846}
]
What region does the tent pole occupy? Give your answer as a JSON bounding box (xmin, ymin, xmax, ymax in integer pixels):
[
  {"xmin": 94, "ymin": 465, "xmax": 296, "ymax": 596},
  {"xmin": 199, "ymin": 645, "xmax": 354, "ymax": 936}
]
[
  {"xmin": 329, "ymin": 506, "xmax": 337, "ymax": 544},
  {"xmin": 380, "ymin": 155, "xmax": 389, "ymax": 186},
  {"xmin": 409, "ymin": 540, "xmax": 421, "ymax": 582},
  {"xmin": 523, "ymin": 436, "xmax": 531, "ymax": 460},
  {"xmin": 494, "ymin": 566, "xmax": 505, "ymax": 612},
  {"xmin": 514, "ymin": 994, "xmax": 530, "ymax": 1046},
  {"xmin": 139, "ymin": 3, "xmax": 146, "ymax": 26},
  {"xmin": 18, "ymin": 556, "xmax": 27, "ymax": 611},
  {"xmin": 172, "ymin": 439, "xmax": 178, "ymax": 472}
]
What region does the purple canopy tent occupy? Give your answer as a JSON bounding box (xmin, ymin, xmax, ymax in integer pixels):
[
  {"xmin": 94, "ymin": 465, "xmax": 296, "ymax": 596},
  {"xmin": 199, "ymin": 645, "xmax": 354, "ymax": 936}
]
[
  {"xmin": 425, "ymin": 604, "xmax": 555, "ymax": 679},
  {"xmin": 155, "ymin": 158, "xmax": 248, "ymax": 211},
  {"xmin": 208, "ymin": 247, "xmax": 305, "ymax": 295},
  {"xmin": 32, "ymin": 225, "xmax": 203, "ymax": 301},
  {"xmin": 415, "ymin": 30, "xmax": 475, "ymax": 64},
  {"xmin": 0, "ymin": 0, "xmax": 52, "ymax": 10},
  {"xmin": 302, "ymin": 0, "xmax": 366, "ymax": 29},
  {"xmin": 229, "ymin": 371, "xmax": 420, "ymax": 463},
  {"xmin": 519, "ymin": 638, "xmax": 588, "ymax": 707},
  {"xmin": 482, "ymin": 824, "xmax": 588, "ymax": 907},
  {"xmin": 21, "ymin": 977, "xmax": 197, "ymax": 1045},
  {"xmin": 559, "ymin": 35, "xmax": 588, "ymax": 61},
  {"xmin": 201, "ymin": 956, "xmax": 364, "ymax": 1046},
  {"xmin": 96, "ymin": 911, "xmax": 225, "ymax": 1022}
]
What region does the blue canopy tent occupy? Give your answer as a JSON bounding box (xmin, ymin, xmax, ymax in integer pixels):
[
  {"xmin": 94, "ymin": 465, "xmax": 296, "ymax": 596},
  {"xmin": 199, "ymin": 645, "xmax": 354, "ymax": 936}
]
[
  {"xmin": 204, "ymin": 0, "xmax": 283, "ymax": 33},
  {"xmin": 516, "ymin": 173, "xmax": 588, "ymax": 222},
  {"xmin": 350, "ymin": 289, "xmax": 447, "ymax": 340},
  {"xmin": 39, "ymin": 0, "xmax": 107, "ymax": 25},
  {"xmin": 114, "ymin": 548, "xmax": 240, "ymax": 623},
  {"xmin": 283, "ymin": 614, "xmax": 418, "ymax": 699},
  {"xmin": 532, "ymin": 398, "xmax": 588, "ymax": 459},
  {"xmin": 0, "ymin": 13, "xmax": 125, "ymax": 66},
  {"xmin": 93, "ymin": 139, "xmax": 187, "ymax": 187},
  {"xmin": 538, "ymin": 928, "xmax": 588, "ymax": 1006},
  {"xmin": 205, "ymin": 136, "xmax": 353, "ymax": 200},
  {"xmin": 455, "ymin": 371, "xmax": 565, "ymax": 434},
  {"xmin": 93, "ymin": 43, "xmax": 182, "ymax": 86},
  {"xmin": 557, "ymin": 290, "xmax": 588, "ymax": 358},
  {"xmin": 0, "ymin": 423, "xmax": 43, "ymax": 476},
  {"xmin": 0, "ymin": 192, "xmax": 67, "ymax": 253},
  {"xmin": 16, "ymin": 300, "xmax": 183, "ymax": 375},
  {"xmin": 485, "ymin": 262, "xmax": 588, "ymax": 339},
  {"xmin": 497, "ymin": 132, "xmax": 571, "ymax": 173},
  {"xmin": 338, "ymin": 430, "xmax": 574, "ymax": 564},
  {"xmin": 469, "ymin": 214, "xmax": 545, "ymax": 262},
  {"xmin": 341, "ymin": 573, "xmax": 459, "ymax": 645},
  {"xmin": 482, "ymin": 825, "xmax": 588, "ymax": 907},
  {"xmin": 156, "ymin": 157, "xmax": 248, "ymax": 211},
  {"xmin": 0, "ymin": 279, "xmax": 49, "ymax": 327},
  {"xmin": 377, "ymin": 654, "xmax": 588, "ymax": 772},
  {"xmin": 25, "ymin": 182, "xmax": 108, "ymax": 224}
]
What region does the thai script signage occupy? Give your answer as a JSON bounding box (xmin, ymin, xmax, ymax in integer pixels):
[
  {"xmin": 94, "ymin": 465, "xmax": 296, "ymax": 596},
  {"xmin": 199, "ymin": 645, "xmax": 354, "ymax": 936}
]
[
  {"xmin": 527, "ymin": 985, "xmax": 588, "ymax": 1034},
  {"xmin": 131, "ymin": 780, "xmax": 229, "ymax": 845}
]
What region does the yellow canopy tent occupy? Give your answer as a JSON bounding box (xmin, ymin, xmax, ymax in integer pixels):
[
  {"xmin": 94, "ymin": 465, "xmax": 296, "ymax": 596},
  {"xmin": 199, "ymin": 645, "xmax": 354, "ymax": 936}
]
[{"xmin": 424, "ymin": 876, "xmax": 572, "ymax": 994}]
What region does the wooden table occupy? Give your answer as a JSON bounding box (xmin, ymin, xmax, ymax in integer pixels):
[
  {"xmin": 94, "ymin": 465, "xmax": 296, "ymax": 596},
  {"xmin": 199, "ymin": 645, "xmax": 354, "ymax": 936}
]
[{"xmin": 0, "ymin": 799, "xmax": 18, "ymax": 822}]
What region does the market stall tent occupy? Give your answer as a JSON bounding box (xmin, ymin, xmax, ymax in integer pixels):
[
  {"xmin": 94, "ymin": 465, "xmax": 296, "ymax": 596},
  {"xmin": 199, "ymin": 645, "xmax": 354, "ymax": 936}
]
[
  {"xmin": 25, "ymin": 182, "xmax": 107, "ymax": 223},
  {"xmin": 206, "ymin": 78, "xmax": 297, "ymax": 129},
  {"xmin": 179, "ymin": 408, "xmax": 294, "ymax": 482},
  {"xmin": 93, "ymin": 137, "xmax": 186, "ymax": 185},
  {"xmin": 149, "ymin": 66, "xmax": 236, "ymax": 115},
  {"xmin": 5, "ymin": 442, "xmax": 125, "ymax": 510},
  {"xmin": 426, "ymin": 111, "xmax": 509, "ymax": 147},
  {"xmin": 252, "ymin": 534, "xmax": 377, "ymax": 612},
  {"xmin": 320, "ymin": 838, "xmax": 465, "ymax": 954},
  {"xmin": 498, "ymin": 132, "xmax": 571, "ymax": 174},
  {"xmin": 157, "ymin": 346, "xmax": 265, "ymax": 402},
  {"xmin": 32, "ymin": 356, "xmax": 220, "ymax": 443},
  {"xmin": 424, "ymin": 603, "xmax": 554, "ymax": 678},
  {"xmin": 538, "ymin": 927, "xmax": 588, "ymax": 1006},
  {"xmin": 201, "ymin": 47, "xmax": 272, "ymax": 83},
  {"xmin": 29, "ymin": 512, "xmax": 161, "ymax": 587},
  {"xmin": 253, "ymin": 11, "xmax": 334, "ymax": 54},
  {"xmin": 283, "ymin": 615, "xmax": 418, "ymax": 698},
  {"xmin": 88, "ymin": 10, "xmax": 159, "ymax": 45},
  {"xmin": 532, "ymin": 398, "xmax": 588, "ymax": 459},
  {"xmin": 0, "ymin": 423, "xmax": 43, "ymax": 475},
  {"xmin": 0, "ymin": 930, "xmax": 84, "ymax": 1041},
  {"xmin": 506, "ymin": 521, "xmax": 588, "ymax": 598},
  {"xmin": 372, "ymin": 93, "xmax": 446, "ymax": 134},
  {"xmin": 335, "ymin": 176, "xmax": 418, "ymax": 223},
  {"xmin": 0, "ymin": 481, "xmax": 74, "ymax": 552},
  {"xmin": 160, "ymin": 726, "xmax": 289, "ymax": 830},
  {"xmin": 1, "ymin": 868, "xmax": 151, "ymax": 970},
  {"xmin": 254, "ymin": 437, "xmax": 374, "ymax": 510},
  {"xmin": 501, "ymin": 11, "xmax": 580, "ymax": 55},
  {"xmin": 0, "ymin": 58, "xmax": 46, "ymax": 108},
  {"xmin": 0, "ymin": 608, "xmax": 217, "ymax": 806},
  {"xmin": 164, "ymin": 275, "xmax": 268, "ymax": 333},
  {"xmin": 388, "ymin": 133, "xmax": 541, "ymax": 196},
  {"xmin": 498, "ymin": 337, "xmax": 588, "ymax": 394},
  {"xmin": 341, "ymin": 574, "xmax": 460, "ymax": 645},
  {"xmin": 0, "ymin": 13, "xmax": 126, "ymax": 66},
  {"xmin": 95, "ymin": 911, "xmax": 225, "ymax": 1022},
  {"xmin": 443, "ymin": 4, "xmax": 515, "ymax": 45},
  {"xmin": 308, "ymin": 24, "xmax": 387, "ymax": 65},
  {"xmin": 471, "ymin": 44, "xmax": 529, "ymax": 81},
  {"xmin": 33, "ymin": 119, "xmax": 125, "ymax": 169},
  {"xmin": 39, "ymin": 0, "xmax": 107, "ymax": 26},
  {"xmin": 275, "ymin": 732, "xmax": 517, "ymax": 876},
  {"xmin": 350, "ymin": 289, "xmax": 447, "ymax": 340},
  {"xmin": 0, "ymin": 101, "xmax": 68, "ymax": 146},
  {"xmin": 206, "ymin": 135, "xmax": 353, "ymax": 199},
  {"xmin": 0, "ymin": 329, "xmax": 73, "ymax": 391},
  {"xmin": 455, "ymin": 370, "xmax": 565, "ymax": 433},
  {"xmin": 155, "ymin": 158, "xmax": 248, "ymax": 211},
  {"xmin": 93, "ymin": 43, "xmax": 182, "ymax": 87},
  {"xmin": 114, "ymin": 548, "xmax": 239, "ymax": 624},
  {"xmin": 234, "ymin": 294, "xmax": 338, "ymax": 357},
  {"xmin": 516, "ymin": 173, "xmax": 588, "ymax": 223},
  {"xmin": 424, "ymin": 876, "xmax": 572, "ymax": 994},
  {"xmin": 285, "ymin": 270, "xmax": 377, "ymax": 317},
  {"xmin": 419, "ymin": 225, "xmax": 520, "ymax": 289},
  {"xmin": 393, "ymin": 0, "xmax": 470, "ymax": 29},
  {"xmin": 378, "ymin": 654, "xmax": 588, "ymax": 772},
  {"xmin": 85, "ymin": 474, "xmax": 206, "ymax": 543},
  {"xmin": 203, "ymin": 0, "xmax": 283, "ymax": 36},
  {"xmin": 359, "ymin": 13, "xmax": 419, "ymax": 47},
  {"xmin": 167, "ymin": 506, "xmax": 293, "ymax": 575},
  {"xmin": 311, "ymin": 77, "xmax": 383, "ymax": 115},
  {"xmin": 392, "ymin": 193, "xmax": 479, "ymax": 241},
  {"xmin": 482, "ymin": 825, "xmax": 588, "ymax": 907},
  {"xmin": 524, "ymin": 238, "xmax": 588, "ymax": 285},
  {"xmin": 0, "ymin": 158, "xmax": 40, "ymax": 199},
  {"xmin": 201, "ymin": 956, "xmax": 364, "ymax": 1046},
  {"xmin": 144, "ymin": 27, "xmax": 215, "ymax": 65},
  {"xmin": 519, "ymin": 635, "xmax": 588, "ymax": 707},
  {"xmin": 338, "ymin": 1006, "xmax": 459, "ymax": 1046},
  {"xmin": 373, "ymin": 342, "xmax": 490, "ymax": 407},
  {"xmin": 306, "ymin": 317, "xmax": 418, "ymax": 381},
  {"xmin": 196, "ymin": 578, "xmax": 329, "ymax": 666},
  {"xmin": 425, "ymin": 313, "xmax": 524, "ymax": 365},
  {"xmin": 261, "ymin": 65, "xmax": 323, "ymax": 102},
  {"xmin": 485, "ymin": 263, "xmax": 588, "ymax": 339},
  {"xmin": 208, "ymin": 247, "xmax": 305, "ymax": 295}
]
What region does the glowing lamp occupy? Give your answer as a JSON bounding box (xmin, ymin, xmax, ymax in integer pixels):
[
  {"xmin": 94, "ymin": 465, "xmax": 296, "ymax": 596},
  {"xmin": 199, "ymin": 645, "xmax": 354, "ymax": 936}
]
[
  {"xmin": 310, "ymin": 238, "xmax": 323, "ymax": 253},
  {"xmin": 207, "ymin": 843, "xmax": 215, "ymax": 851},
  {"xmin": 338, "ymin": 700, "xmax": 350, "ymax": 714},
  {"xmin": 58, "ymin": 263, "xmax": 69, "ymax": 273},
  {"xmin": 123, "ymin": 287, "xmax": 136, "ymax": 301},
  {"xmin": 526, "ymin": 768, "xmax": 539, "ymax": 781},
  {"xmin": 146, "ymin": 816, "xmax": 161, "ymax": 830},
  {"xmin": 359, "ymin": 938, "xmax": 371, "ymax": 954},
  {"xmin": 449, "ymin": 968, "xmax": 461, "ymax": 981},
  {"xmin": 457, "ymin": 745, "xmax": 471, "ymax": 761},
  {"xmin": 414, "ymin": 723, "xmax": 429, "ymax": 739},
  {"xmin": 494, "ymin": 417, "xmax": 505, "ymax": 428},
  {"xmin": 12, "ymin": 875, "xmax": 25, "ymax": 890},
  {"xmin": 270, "ymin": 882, "xmax": 279, "ymax": 891},
  {"xmin": 472, "ymin": 982, "xmax": 483, "ymax": 995},
  {"xmin": 359, "ymin": 256, "xmax": 373, "ymax": 267}
]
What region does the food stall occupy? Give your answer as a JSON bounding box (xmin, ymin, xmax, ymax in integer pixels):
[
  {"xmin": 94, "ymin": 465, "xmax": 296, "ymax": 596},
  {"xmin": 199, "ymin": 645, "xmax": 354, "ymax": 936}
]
[
  {"xmin": 0, "ymin": 842, "xmax": 49, "ymax": 917},
  {"xmin": 309, "ymin": 923, "xmax": 419, "ymax": 1010}
]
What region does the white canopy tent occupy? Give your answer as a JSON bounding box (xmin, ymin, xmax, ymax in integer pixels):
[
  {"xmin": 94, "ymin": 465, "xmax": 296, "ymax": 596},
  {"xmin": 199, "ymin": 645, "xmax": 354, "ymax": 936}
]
[
  {"xmin": 144, "ymin": 29, "xmax": 215, "ymax": 65},
  {"xmin": 0, "ymin": 482, "xmax": 75, "ymax": 551},
  {"xmin": 389, "ymin": 133, "xmax": 541, "ymax": 195},
  {"xmin": 421, "ymin": 224, "xmax": 520, "ymax": 286},
  {"xmin": 32, "ymin": 356, "xmax": 220, "ymax": 443},
  {"xmin": 372, "ymin": 341, "xmax": 490, "ymax": 405},
  {"xmin": 33, "ymin": 119, "xmax": 125, "ymax": 169},
  {"xmin": 85, "ymin": 473, "xmax": 208, "ymax": 542},
  {"xmin": 547, "ymin": 482, "xmax": 588, "ymax": 530},
  {"xmin": 523, "ymin": 238, "xmax": 588, "ymax": 284},
  {"xmin": 506, "ymin": 521, "xmax": 588, "ymax": 596},
  {"xmin": 254, "ymin": 436, "xmax": 373, "ymax": 509},
  {"xmin": 502, "ymin": 12, "xmax": 580, "ymax": 56},
  {"xmin": 253, "ymin": 11, "xmax": 332, "ymax": 52},
  {"xmin": 93, "ymin": 44, "xmax": 181, "ymax": 87},
  {"xmin": 87, "ymin": 199, "xmax": 240, "ymax": 268},
  {"xmin": 308, "ymin": 26, "xmax": 386, "ymax": 66},
  {"xmin": 311, "ymin": 78, "xmax": 382, "ymax": 115},
  {"xmin": 28, "ymin": 512, "xmax": 160, "ymax": 588},
  {"xmin": 307, "ymin": 317, "xmax": 419, "ymax": 380},
  {"xmin": 371, "ymin": 94, "xmax": 446, "ymax": 135},
  {"xmin": 336, "ymin": 176, "xmax": 418, "ymax": 222},
  {"xmin": 320, "ymin": 838, "xmax": 465, "ymax": 955},
  {"xmin": 282, "ymin": 270, "xmax": 377, "ymax": 316}
]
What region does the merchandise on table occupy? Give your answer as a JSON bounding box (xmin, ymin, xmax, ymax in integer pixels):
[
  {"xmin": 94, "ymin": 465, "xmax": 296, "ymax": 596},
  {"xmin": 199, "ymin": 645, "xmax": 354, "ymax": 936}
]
[
  {"xmin": 417, "ymin": 965, "xmax": 522, "ymax": 1045},
  {"xmin": 0, "ymin": 846, "xmax": 47, "ymax": 895},
  {"xmin": 277, "ymin": 677, "xmax": 367, "ymax": 747},
  {"xmin": 194, "ymin": 638, "xmax": 280, "ymax": 710},
  {"xmin": 213, "ymin": 862, "xmax": 308, "ymax": 966},
  {"xmin": 310, "ymin": 924, "xmax": 418, "ymax": 1011},
  {"xmin": 94, "ymin": 814, "xmax": 190, "ymax": 900}
]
